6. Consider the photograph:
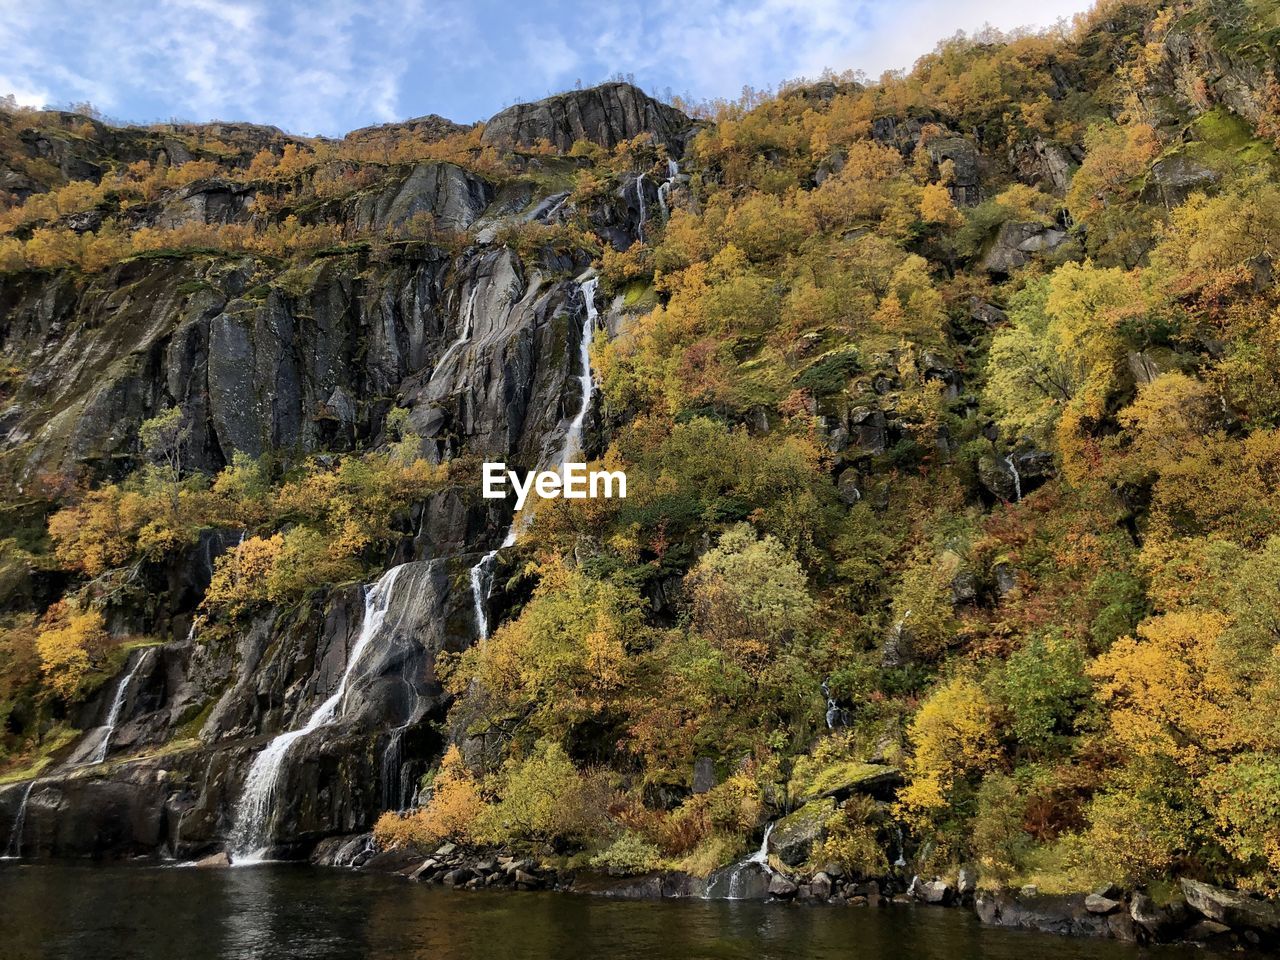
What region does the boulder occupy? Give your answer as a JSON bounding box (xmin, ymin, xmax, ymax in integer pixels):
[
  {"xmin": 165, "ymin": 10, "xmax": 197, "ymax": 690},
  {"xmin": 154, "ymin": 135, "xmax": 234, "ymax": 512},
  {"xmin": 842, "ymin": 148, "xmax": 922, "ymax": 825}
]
[
  {"xmin": 981, "ymin": 221, "xmax": 1066, "ymax": 274},
  {"xmin": 1147, "ymin": 154, "xmax": 1220, "ymax": 207},
  {"xmin": 1181, "ymin": 877, "xmax": 1280, "ymax": 933},
  {"xmin": 1129, "ymin": 891, "xmax": 1187, "ymax": 939},
  {"xmin": 810, "ymin": 872, "xmax": 833, "ymax": 900},
  {"xmin": 767, "ymin": 873, "xmax": 799, "ymax": 898},
  {"xmin": 847, "ymin": 407, "xmax": 887, "ymax": 455},
  {"xmin": 195, "ymin": 851, "xmax": 230, "ymax": 868},
  {"xmin": 768, "ymin": 799, "xmax": 835, "ymax": 866},
  {"xmin": 1085, "ymin": 893, "xmax": 1121, "ymax": 914},
  {"xmin": 909, "ymin": 876, "xmax": 953, "ymax": 905}
]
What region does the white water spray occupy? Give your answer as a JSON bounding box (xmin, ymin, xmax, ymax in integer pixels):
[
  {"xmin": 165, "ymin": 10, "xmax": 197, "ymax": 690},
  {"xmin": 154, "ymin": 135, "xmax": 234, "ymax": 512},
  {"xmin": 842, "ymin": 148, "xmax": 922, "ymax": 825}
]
[
  {"xmin": 634, "ymin": 175, "xmax": 647, "ymax": 240},
  {"xmin": 230, "ymin": 564, "xmax": 409, "ymax": 863},
  {"xmin": 434, "ymin": 285, "xmax": 480, "ymax": 376},
  {"xmin": 1004, "ymin": 454, "xmax": 1022, "ymax": 503},
  {"xmin": 1, "ymin": 781, "xmax": 35, "ymax": 859},
  {"xmin": 89, "ymin": 647, "xmax": 154, "ymax": 765},
  {"xmin": 463, "ymin": 277, "xmax": 600, "ymax": 646},
  {"xmin": 656, "ymin": 159, "xmax": 679, "ymax": 220}
]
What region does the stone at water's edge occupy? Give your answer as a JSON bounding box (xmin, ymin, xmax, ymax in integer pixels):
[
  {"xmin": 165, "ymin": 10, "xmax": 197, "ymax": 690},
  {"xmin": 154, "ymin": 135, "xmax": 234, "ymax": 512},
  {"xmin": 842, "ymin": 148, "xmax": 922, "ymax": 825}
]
[
  {"xmin": 768, "ymin": 798, "xmax": 835, "ymax": 866},
  {"xmin": 195, "ymin": 852, "xmax": 229, "ymax": 868},
  {"xmin": 1180, "ymin": 877, "xmax": 1280, "ymax": 933}
]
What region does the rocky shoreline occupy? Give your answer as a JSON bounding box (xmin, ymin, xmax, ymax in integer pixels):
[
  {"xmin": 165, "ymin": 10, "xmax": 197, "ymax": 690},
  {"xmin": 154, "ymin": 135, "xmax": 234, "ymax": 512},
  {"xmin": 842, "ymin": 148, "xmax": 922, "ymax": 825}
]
[{"xmin": 312, "ymin": 836, "xmax": 1277, "ymax": 953}]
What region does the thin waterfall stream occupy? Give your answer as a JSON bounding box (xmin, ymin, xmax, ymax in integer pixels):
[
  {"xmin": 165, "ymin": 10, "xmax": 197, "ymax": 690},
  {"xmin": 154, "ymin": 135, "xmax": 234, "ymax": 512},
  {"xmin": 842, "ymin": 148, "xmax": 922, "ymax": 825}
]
[
  {"xmin": 89, "ymin": 646, "xmax": 154, "ymax": 765},
  {"xmin": 464, "ymin": 275, "xmax": 601, "ymax": 642}
]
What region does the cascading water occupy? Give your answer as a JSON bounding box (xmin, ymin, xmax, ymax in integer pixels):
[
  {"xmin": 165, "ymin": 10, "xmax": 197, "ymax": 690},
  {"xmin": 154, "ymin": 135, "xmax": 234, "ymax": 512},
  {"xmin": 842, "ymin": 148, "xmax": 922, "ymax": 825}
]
[
  {"xmin": 230, "ymin": 564, "xmax": 409, "ymax": 863},
  {"xmin": 462, "ymin": 277, "xmax": 602, "ymax": 645},
  {"xmin": 634, "ymin": 174, "xmax": 647, "ymax": 240},
  {"xmin": 89, "ymin": 646, "xmax": 154, "ymax": 765},
  {"xmin": 821, "ymin": 680, "xmax": 843, "ymax": 731},
  {"xmin": 381, "ymin": 647, "xmax": 429, "ymax": 812},
  {"xmin": 706, "ymin": 822, "xmax": 776, "ymax": 900},
  {"xmin": 1, "ymin": 781, "xmax": 35, "ymax": 859},
  {"xmin": 656, "ymin": 158, "xmax": 679, "ymax": 220},
  {"xmin": 1004, "ymin": 454, "xmax": 1022, "ymax": 502},
  {"xmin": 433, "ymin": 285, "xmax": 480, "ymax": 376},
  {"xmin": 560, "ymin": 276, "xmax": 600, "ymax": 466}
]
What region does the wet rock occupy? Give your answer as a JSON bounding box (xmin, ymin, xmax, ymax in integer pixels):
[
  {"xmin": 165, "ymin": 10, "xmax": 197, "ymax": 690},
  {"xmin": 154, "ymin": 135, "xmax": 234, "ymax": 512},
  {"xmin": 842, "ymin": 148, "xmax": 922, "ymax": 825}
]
[
  {"xmin": 1129, "ymin": 891, "xmax": 1186, "ymax": 939},
  {"xmin": 810, "ymin": 872, "xmax": 833, "ymax": 900},
  {"xmin": 911, "ymin": 878, "xmax": 953, "ymax": 905},
  {"xmin": 195, "ymin": 851, "xmax": 230, "ymax": 868},
  {"xmin": 1190, "ymin": 919, "xmax": 1234, "ymax": 941},
  {"xmin": 768, "ymin": 873, "xmax": 799, "ymax": 898},
  {"xmin": 836, "ymin": 468, "xmax": 862, "ymax": 505}
]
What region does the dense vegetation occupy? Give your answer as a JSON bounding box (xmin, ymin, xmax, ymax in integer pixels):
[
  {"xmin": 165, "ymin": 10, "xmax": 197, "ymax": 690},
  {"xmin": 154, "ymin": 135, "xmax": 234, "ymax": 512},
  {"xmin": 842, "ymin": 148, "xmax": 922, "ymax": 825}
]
[{"xmin": 5, "ymin": 0, "xmax": 1280, "ymax": 900}]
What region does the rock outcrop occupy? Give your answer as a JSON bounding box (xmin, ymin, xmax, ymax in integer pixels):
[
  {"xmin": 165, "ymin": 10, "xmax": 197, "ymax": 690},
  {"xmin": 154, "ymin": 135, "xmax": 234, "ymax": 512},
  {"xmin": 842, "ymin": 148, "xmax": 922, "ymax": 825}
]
[{"xmin": 482, "ymin": 82, "xmax": 693, "ymax": 153}]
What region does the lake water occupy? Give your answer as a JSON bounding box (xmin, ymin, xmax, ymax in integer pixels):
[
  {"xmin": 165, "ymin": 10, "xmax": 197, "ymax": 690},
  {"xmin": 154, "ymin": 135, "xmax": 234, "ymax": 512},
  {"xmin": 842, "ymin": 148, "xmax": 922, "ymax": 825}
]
[{"xmin": 0, "ymin": 863, "xmax": 1204, "ymax": 960}]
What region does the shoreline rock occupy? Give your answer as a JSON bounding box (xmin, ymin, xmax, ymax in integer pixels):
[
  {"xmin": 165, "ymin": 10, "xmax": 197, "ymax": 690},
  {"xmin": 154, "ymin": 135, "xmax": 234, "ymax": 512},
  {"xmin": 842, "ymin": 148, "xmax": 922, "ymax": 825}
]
[{"xmin": 341, "ymin": 836, "xmax": 1280, "ymax": 951}]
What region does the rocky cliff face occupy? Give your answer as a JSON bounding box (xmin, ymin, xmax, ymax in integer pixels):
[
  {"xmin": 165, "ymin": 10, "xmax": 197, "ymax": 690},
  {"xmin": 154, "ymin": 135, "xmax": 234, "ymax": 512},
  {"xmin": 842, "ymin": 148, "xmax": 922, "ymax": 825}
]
[
  {"xmin": 482, "ymin": 82, "xmax": 695, "ymax": 153},
  {"xmin": 0, "ymin": 83, "xmax": 677, "ymax": 861}
]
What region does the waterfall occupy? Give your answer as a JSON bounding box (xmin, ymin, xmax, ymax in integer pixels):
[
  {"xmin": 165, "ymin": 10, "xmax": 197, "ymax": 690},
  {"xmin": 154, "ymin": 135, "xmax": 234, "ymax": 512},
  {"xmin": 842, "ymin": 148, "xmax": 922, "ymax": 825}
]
[
  {"xmin": 230, "ymin": 564, "xmax": 409, "ymax": 863},
  {"xmin": 704, "ymin": 822, "xmax": 776, "ymax": 900},
  {"xmin": 559, "ymin": 277, "xmax": 600, "ymax": 466},
  {"xmin": 89, "ymin": 647, "xmax": 153, "ymax": 765},
  {"xmin": 433, "ymin": 285, "xmax": 480, "ymax": 376},
  {"xmin": 656, "ymin": 159, "xmax": 679, "ymax": 220},
  {"xmin": 462, "ymin": 278, "xmax": 600, "ymax": 655},
  {"xmin": 1, "ymin": 781, "xmax": 35, "ymax": 859},
  {"xmin": 380, "ymin": 649, "xmax": 428, "ymax": 812},
  {"xmin": 894, "ymin": 826, "xmax": 907, "ymax": 868},
  {"xmin": 634, "ymin": 174, "xmax": 647, "ymax": 240},
  {"xmin": 746, "ymin": 821, "xmax": 774, "ymax": 866},
  {"xmin": 1004, "ymin": 454, "xmax": 1022, "ymax": 502},
  {"xmin": 821, "ymin": 680, "xmax": 842, "ymax": 731}
]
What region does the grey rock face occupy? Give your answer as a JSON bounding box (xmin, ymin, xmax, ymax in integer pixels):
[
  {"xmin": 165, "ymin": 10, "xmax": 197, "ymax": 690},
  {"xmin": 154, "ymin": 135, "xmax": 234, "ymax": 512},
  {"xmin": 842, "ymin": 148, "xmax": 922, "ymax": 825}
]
[
  {"xmin": 981, "ymin": 220, "xmax": 1067, "ymax": 274},
  {"xmin": 1147, "ymin": 154, "xmax": 1221, "ymax": 207},
  {"xmin": 482, "ymin": 82, "xmax": 693, "ymax": 153},
  {"xmin": 1008, "ymin": 138, "xmax": 1076, "ymax": 195},
  {"xmin": 350, "ymin": 161, "xmax": 492, "ymax": 234},
  {"xmin": 927, "ymin": 137, "xmax": 982, "ymax": 205}
]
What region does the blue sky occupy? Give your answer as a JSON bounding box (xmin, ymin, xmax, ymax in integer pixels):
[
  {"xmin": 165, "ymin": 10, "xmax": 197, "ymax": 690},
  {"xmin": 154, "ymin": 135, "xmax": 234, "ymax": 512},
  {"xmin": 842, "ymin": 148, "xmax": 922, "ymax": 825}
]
[{"xmin": 1, "ymin": 0, "xmax": 1094, "ymax": 137}]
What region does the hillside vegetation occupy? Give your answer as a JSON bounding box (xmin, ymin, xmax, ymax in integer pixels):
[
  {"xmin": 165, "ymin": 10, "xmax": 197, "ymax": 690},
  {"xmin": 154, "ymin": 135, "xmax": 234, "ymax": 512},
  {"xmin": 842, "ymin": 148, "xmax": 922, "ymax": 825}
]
[{"xmin": 3, "ymin": 0, "xmax": 1280, "ymax": 897}]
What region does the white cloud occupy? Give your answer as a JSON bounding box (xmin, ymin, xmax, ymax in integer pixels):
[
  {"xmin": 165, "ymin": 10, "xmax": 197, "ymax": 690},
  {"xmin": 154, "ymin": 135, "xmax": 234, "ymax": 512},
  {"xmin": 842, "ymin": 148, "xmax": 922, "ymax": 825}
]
[
  {"xmin": 0, "ymin": 0, "xmax": 1099, "ymax": 132},
  {"xmin": 0, "ymin": 0, "xmax": 435, "ymax": 134}
]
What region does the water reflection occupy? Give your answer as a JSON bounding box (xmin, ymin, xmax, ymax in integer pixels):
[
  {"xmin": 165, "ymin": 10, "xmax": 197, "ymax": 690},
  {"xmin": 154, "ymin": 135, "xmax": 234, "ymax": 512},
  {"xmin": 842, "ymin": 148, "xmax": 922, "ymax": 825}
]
[{"xmin": 0, "ymin": 863, "xmax": 1208, "ymax": 960}]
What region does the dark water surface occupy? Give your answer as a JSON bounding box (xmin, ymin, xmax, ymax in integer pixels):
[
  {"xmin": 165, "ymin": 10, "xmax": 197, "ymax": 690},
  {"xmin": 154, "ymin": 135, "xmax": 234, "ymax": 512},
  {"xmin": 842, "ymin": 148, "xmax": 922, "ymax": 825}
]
[{"xmin": 0, "ymin": 863, "xmax": 1203, "ymax": 960}]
